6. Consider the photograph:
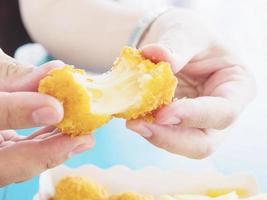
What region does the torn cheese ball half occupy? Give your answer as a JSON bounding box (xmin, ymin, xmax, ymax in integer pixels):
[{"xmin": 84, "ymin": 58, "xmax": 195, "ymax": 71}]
[{"xmin": 38, "ymin": 47, "xmax": 178, "ymax": 136}]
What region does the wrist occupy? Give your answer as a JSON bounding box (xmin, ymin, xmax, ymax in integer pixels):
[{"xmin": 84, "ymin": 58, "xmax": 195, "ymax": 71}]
[{"xmin": 128, "ymin": 7, "xmax": 170, "ymax": 48}]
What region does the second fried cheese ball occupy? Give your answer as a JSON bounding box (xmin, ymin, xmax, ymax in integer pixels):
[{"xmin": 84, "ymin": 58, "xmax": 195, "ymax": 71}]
[
  {"xmin": 39, "ymin": 47, "xmax": 178, "ymax": 136},
  {"xmin": 109, "ymin": 192, "xmax": 154, "ymax": 200},
  {"xmin": 53, "ymin": 176, "xmax": 108, "ymax": 200},
  {"xmin": 52, "ymin": 176, "xmax": 267, "ymax": 200}
]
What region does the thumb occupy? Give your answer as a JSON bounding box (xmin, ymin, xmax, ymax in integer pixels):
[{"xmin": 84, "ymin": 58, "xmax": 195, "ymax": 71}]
[
  {"xmin": 0, "ymin": 92, "xmax": 63, "ymax": 130},
  {"xmin": 9, "ymin": 60, "xmax": 65, "ymax": 92},
  {"xmin": 0, "ymin": 48, "xmax": 33, "ymax": 81},
  {"xmin": 0, "ymin": 133, "xmax": 94, "ymax": 186},
  {"xmin": 0, "ymin": 48, "xmax": 65, "ymax": 92},
  {"xmin": 1, "ymin": 60, "xmax": 65, "ymax": 92},
  {"xmin": 155, "ymin": 97, "xmax": 237, "ymax": 130},
  {"xmin": 141, "ymin": 44, "xmax": 178, "ymax": 70}
]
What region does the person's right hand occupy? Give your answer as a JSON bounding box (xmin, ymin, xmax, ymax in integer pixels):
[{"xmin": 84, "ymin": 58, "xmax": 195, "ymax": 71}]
[
  {"xmin": 0, "ymin": 48, "xmax": 64, "ymax": 129},
  {"xmin": 127, "ymin": 9, "xmax": 256, "ymax": 159}
]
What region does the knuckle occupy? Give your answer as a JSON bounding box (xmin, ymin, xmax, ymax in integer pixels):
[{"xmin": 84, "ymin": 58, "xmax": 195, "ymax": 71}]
[
  {"xmin": 0, "ymin": 93, "xmax": 13, "ymax": 129},
  {"xmin": 217, "ymin": 105, "xmax": 237, "ymax": 130},
  {"xmin": 38, "ymin": 141, "xmax": 65, "ymax": 170},
  {"xmin": 0, "ymin": 62, "xmax": 19, "ymax": 78},
  {"xmin": 159, "ymin": 140, "xmax": 173, "ymax": 152},
  {"xmin": 149, "ymin": 132, "xmax": 176, "ymax": 153},
  {"xmin": 0, "ymin": 59, "xmax": 31, "ymax": 80},
  {"xmin": 150, "ymin": 134, "xmax": 171, "ymax": 151},
  {"xmin": 191, "ymin": 140, "xmax": 215, "ymax": 159},
  {"xmin": 6, "ymin": 101, "xmax": 13, "ymax": 129},
  {"xmin": 45, "ymin": 156, "xmax": 63, "ymax": 169}
]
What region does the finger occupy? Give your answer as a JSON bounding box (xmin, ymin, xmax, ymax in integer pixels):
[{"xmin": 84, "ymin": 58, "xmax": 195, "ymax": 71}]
[
  {"xmin": 7, "ymin": 60, "xmax": 65, "ymax": 92},
  {"xmin": 182, "ymin": 55, "xmax": 239, "ymax": 77},
  {"xmin": 204, "ymin": 65, "xmax": 256, "ymax": 107},
  {"xmin": 0, "ymin": 49, "xmax": 64, "ymax": 91},
  {"xmin": 0, "ymin": 133, "xmax": 94, "ymax": 186},
  {"xmin": 26, "ymin": 126, "xmax": 57, "ymax": 140},
  {"xmin": 33, "ymin": 129, "xmax": 61, "ymax": 140},
  {"xmin": 139, "ymin": 9, "xmax": 213, "ymax": 73},
  {"xmin": 0, "ymin": 130, "xmax": 16, "ymax": 143},
  {"xmin": 141, "ymin": 44, "xmax": 177, "ymax": 67},
  {"xmin": 0, "ymin": 92, "xmax": 63, "ymax": 130},
  {"xmin": 0, "ymin": 141, "xmax": 16, "ymax": 148},
  {"xmin": 0, "ymin": 130, "xmax": 24, "ymax": 142},
  {"xmin": 127, "ymin": 119, "xmax": 223, "ymax": 159},
  {"xmin": 155, "ymin": 97, "xmax": 237, "ymax": 130}
]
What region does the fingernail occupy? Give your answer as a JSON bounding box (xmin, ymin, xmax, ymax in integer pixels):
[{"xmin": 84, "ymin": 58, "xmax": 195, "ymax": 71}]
[
  {"xmin": 32, "ymin": 107, "xmax": 62, "ymax": 125},
  {"xmin": 135, "ymin": 124, "xmax": 153, "ymax": 138},
  {"xmin": 158, "ymin": 117, "xmax": 181, "ymax": 125},
  {"xmin": 68, "ymin": 143, "xmax": 93, "ymax": 157}
]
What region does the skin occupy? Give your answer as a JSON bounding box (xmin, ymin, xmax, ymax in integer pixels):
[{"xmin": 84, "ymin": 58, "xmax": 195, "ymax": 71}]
[
  {"xmin": 0, "ymin": 6, "xmax": 255, "ymax": 186},
  {"xmin": 0, "ymin": 49, "xmax": 94, "ymax": 186},
  {"xmin": 127, "ymin": 9, "xmax": 256, "ymax": 159}
]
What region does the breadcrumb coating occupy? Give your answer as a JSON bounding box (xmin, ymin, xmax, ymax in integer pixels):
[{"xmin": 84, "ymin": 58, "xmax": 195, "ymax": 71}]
[
  {"xmin": 53, "ymin": 176, "xmax": 108, "ymax": 200},
  {"xmin": 52, "ymin": 176, "xmax": 264, "ymax": 200},
  {"xmin": 109, "ymin": 192, "xmax": 154, "ymax": 200},
  {"xmin": 38, "ymin": 66, "xmax": 111, "ymax": 136},
  {"xmin": 113, "ymin": 47, "xmax": 177, "ymax": 120},
  {"xmin": 38, "ymin": 47, "xmax": 177, "ymax": 136},
  {"xmin": 206, "ymin": 188, "xmax": 249, "ymax": 198}
]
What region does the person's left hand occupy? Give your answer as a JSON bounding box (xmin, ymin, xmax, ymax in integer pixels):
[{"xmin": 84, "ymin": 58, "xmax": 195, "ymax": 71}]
[
  {"xmin": 127, "ymin": 9, "xmax": 256, "ymax": 159},
  {"xmin": 0, "ymin": 49, "xmax": 65, "ymax": 129},
  {"xmin": 0, "ymin": 128, "xmax": 94, "ymax": 186},
  {"xmin": 0, "ymin": 49, "xmax": 95, "ymax": 186}
]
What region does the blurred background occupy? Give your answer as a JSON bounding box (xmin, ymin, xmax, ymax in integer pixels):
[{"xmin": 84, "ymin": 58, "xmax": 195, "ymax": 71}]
[
  {"xmin": 189, "ymin": 0, "xmax": 267, "ymax": 191},
  {"xmin": 0, "ymin": 0, "xmax": 267, "ymax": 199}
]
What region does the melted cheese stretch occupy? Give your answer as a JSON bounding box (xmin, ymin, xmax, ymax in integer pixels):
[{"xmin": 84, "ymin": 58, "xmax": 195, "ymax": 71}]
[{"xmin": 38, "ymin": 47, "xmax": 178, "ymax": 136}]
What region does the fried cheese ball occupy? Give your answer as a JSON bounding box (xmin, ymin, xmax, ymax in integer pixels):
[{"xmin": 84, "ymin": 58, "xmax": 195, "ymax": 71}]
[
  {"xmin": 173, "ymin": 193, "xmax": 239, "ymax": 200},
  {"xmin": 39, "ymin": 47, "xmax": 178, "ymax": 136},
  {"xmin": 52, "ymin": 176, "xmax": 267, "ymax": 200},
  {"xmin": 109, "ymin": 192, "xmax": 154, "ymax": 200},
  {"xmin": 206, "ymin": 188, "xmax": 250, "ymax": 198},
  {"xmin": 53, "ymin": 176, "xmax": 108, "ymax": 200}
]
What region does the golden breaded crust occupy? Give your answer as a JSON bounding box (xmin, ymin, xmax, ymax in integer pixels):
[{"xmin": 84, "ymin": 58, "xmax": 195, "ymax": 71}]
[
  {"xmin": 206, "ymin": 188, "xmax": 250, "ymax": 198},
  {"xmin": 52, "ymin": 176, "xmax": 265, "ymax": 200},
  {"xmin": 109, "ymin": 192, "xmax": 154, "ymax": 200},
  {"xmin": 38, "ymin": 66, "xmax": 111, "ymax": 136},
  {"xmin": 114, "ymin": 47, "xmax": 177, "ymax": 120},
  {"xmin": 39, "ymin": 47, "xmax": 177, "ymax": 136},
  {"xmin": 53, "ymin": 176, "xmax": 108, "ymax": 200}
]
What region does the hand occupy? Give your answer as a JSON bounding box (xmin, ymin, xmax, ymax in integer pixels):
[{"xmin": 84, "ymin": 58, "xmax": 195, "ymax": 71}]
[
  {"xmin": 127, "ymin": 9, "xmax": 256, "ymax": 159},
  {"xmin": 0, "ymin": 50, "xmax": 94, "ymax": 186},
  {"xmin": 0, "ymin": 48, "xmax": 64, "ymax": 129},
  {"xmin": 0, "ymin": 128, "xmax": 94, "ymax": 186}
]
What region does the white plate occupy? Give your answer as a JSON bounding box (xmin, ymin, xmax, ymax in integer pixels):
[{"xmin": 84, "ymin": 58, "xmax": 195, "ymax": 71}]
[{"xmin": 33, "ymin": 165, "xmax": 259, "ymax": 200}]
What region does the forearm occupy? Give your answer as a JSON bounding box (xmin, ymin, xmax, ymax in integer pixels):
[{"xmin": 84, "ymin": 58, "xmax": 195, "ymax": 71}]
[{"xmin": 19, "ymin": 0, "xmax": 145, "ymax": 72}]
